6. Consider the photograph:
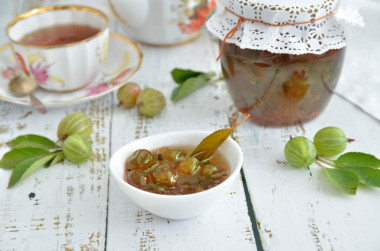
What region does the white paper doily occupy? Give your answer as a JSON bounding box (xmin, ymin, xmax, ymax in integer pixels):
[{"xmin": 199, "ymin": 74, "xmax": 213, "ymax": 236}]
[{"xmin": 207, "ymin": 0, "xmax": 362, "ymax": 55}]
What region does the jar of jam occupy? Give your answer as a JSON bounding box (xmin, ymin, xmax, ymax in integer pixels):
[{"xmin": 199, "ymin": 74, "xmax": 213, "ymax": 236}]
[
  {"xmin": 220, "ymin": 44, "xmax": 345, "ymax": 126},
  {"xmin": 207, "ymin": 0, "xmax": 349, "ymax": 126}
]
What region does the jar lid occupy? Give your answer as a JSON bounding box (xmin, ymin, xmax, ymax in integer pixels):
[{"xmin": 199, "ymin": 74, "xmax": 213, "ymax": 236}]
[{"xmin": 207, "ymin": 0, "xmax": 360, "ymax": 56}]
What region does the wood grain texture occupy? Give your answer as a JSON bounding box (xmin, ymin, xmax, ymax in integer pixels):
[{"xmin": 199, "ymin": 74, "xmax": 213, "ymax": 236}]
[
  {"xmin": 236, "ymin": 95, "xmax": 380, "ymax": 251},
  {"xmin": 106, "ymin": 31, "xmax": 256, "ymax": 250},
  {"xmin": 0, "ymin": 97, "xmax": 112, "ymax": 250},
  {"xmin": 1, "ymin": 0, "xmax": 380, "ymax": 250}
]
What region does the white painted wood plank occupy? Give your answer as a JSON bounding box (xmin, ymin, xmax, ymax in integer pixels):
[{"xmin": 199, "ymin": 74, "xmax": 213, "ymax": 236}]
[
  {"xmin": 237, "ymin": 95, "xmax": 380, "ymax": 251},
  {"xmin": 106, "ymin": 32, "xmax": 256, "ymax": 250},
  {"xmin": 335, "ymin": 0, "xmax": 380, "ymax": 120},
  {"xmin": 0, "ymin": 97, "xmax": 111, "ymax": 250}
]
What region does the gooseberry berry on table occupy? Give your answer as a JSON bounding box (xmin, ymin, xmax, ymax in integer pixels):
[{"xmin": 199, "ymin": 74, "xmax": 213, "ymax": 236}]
[
  {"xmin": 136, "ymin": 88, "xmax": 166, "ymax": 117},
  {"xmin": 284, "ymin": 136, "xmax": 317, "ymax": 168},
  {"xmin": 1, "ymin": 112, "xmax": 94, "ymax": 187},
  {"xmin": 57, "ymin": 112, "xmax": 93, "ymax": 140},
  {"xmin": 63, "ymin": 134, "xmax": 92, "ymax": 164},
  {"xmin": 117, "ymin": 82, "xmax": 141, "ymax": 108},
  {"xmin": 313, "ymin": 126, "xmax": 347, "ymax": 157},
  {"xmin": 283, "ymin": 126, "xmax": 380, "ymax": 195}
]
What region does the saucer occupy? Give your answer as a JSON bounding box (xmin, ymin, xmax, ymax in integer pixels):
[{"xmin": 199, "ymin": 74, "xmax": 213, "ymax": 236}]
[{"xmin": 0, "ymin": 33, "xmax": 142, "ymax": 107}]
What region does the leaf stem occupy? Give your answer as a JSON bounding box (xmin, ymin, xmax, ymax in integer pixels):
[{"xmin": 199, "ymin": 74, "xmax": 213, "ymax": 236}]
[
  {"xmin": 316, "ymin": 155, "xmax": 335, "ymax": 167},
  {"xmin": 232, "ymin": 114, "xmax": 251, "ymax": 130},
  {"xmin": 315, "ymin": 159, "xmax": 327, "ymax": 170},
  {"xmin": 208, "ymin": 74, "xmax": 224, "ymax": 85}
]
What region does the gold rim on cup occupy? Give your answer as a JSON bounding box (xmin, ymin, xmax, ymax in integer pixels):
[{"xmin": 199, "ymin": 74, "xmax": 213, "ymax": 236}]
[
  {"xmin": 0, "ymin": 33, "xmax": 144, "ymax": 104},
  {"xmin": 107, "ymin": 0, "xmax": 128, "ymax": 26},
  {"xmin": 6, "ymin": 5, "xmax": 109, "ymax": 49}
]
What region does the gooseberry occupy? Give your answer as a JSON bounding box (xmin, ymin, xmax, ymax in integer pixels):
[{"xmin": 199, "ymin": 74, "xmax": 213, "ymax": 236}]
[
  {"xmin": 63, "ymin": 135, "xmax": 92, "ymax": 164},
  {"xmin": 57, "ymin": 113, "xmax": 93, "ymax": 140},
  {"xmin": 127, "ymin": 149, "xmax": 156, "ymax": 170},
  {"xmin": 136, "ymin": 88, "xmax": 166, "ymax": 117},
  {"xmin": 152, "ymin": 164, "xmax": 177, "ymax": 187},
  {"xmin": 176, "ymin": 175, "xmax": 203, "ymax": 194},
  {"xmin": 156, "ymin": 147, "xmax": 186, "ymax": 162},
  {"xmin": 127, "ymin": 170, "xmax": 151, "ymax": 186},
  {"xmin": 117, "ymin": 82, "xmax": 141, "ymax": 108},
  {"xmin": 314, "ymin": 126, "xmax": 347, "ymax": 157},
  {"xmin": 177, "ymin": 157, "xmax": 200, "ymax": 176},
  {"xmin": 284, "ymin": 136, "xmax": 316, "ymax": 168},
  {"xmin": 199, "ymin": 164, "xmax": 226, "ymax": 178}
]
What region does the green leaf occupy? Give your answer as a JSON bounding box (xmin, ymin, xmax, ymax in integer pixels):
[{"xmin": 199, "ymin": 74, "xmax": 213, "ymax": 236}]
[
  {"xmin": 190, "ymin": 115, "xmax": 250, "ymax": 161},
  {"xmin": 171, "ymin": 68, "xmax": 204, "ymax": 85},
  {"xmin": 334, "ymin": 152, "xmax": 380, "ymax": 168},
  {"xmin": 171, "ymin": 72, "xmax": 216, "ymax": 101},
  {"xmin": 0, "ymin": 147, "xmax": 50, "ymax": 169},
  {"xmin": 8, "ymin": 154, "xmax": 56, "ymax": 188},
  {"xmin": 7, "ymin": 134, "xmax": 56, "ymax": 149},
  {"xmin": 171, "ymin": 86, "xmax": 181, "ymax": 101},
  {"xmin": 342, "ymin": 166, "xmax": 380, "ymax": 188},
  {"xmin": 44, "ymin": 151, "xmax": 64, "ymax": 168},
  {"xmin": 191, "ymin": 128, "xmax": 233, "ymax": 161},
  {"xmin": 324, "ymin": 167, "xmax": 359, "ymax": 195}
]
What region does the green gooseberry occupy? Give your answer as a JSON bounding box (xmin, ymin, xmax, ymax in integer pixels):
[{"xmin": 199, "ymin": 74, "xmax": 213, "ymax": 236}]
[
  {"xmin": 57, "ymin": 112, "xmax": 93, "ymax": 140},
  {"xmin": 117, "ymin": 82, "xmax": 141, "ymax": 108},
  {"xmin": 63, "ymin": 135, "xmax": 92, "ymax": 164},
  {"xmin": 136, "ymin": 88, "xmax": 166, "ymax": 117},
  {"xmin": 284, "ymin": 136, "xmax": 317, "ymax": 168},
  {"xmin": 314, "ymin": 126, "xmax": 347, "ymax": 157}
]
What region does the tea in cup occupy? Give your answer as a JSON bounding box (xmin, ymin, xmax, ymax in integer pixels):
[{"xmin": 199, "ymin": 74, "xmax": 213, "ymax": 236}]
[{"xmin": 6, "ymin": 5, "xmax": 109, "ymax": 92}]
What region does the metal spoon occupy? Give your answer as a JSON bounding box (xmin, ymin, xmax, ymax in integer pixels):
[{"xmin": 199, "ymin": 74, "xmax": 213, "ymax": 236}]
[{"xmin": 8, "ymin": 76, "xmax": 47, "ymax": 114}]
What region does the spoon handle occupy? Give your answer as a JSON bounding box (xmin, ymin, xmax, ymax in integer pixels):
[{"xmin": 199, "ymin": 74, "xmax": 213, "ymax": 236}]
[{"xmin": 29, "ymin": 93, "xmax": 47, "ymax": 114}]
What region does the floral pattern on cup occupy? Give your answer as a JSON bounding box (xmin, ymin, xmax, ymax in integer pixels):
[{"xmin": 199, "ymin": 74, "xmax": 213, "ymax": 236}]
[
  {"xmin": 2, "ymin": 48, "xmax": 132, "ymax": 98},
  {"xmin": 85, "ymin": 68, "xmax": 131, "ymax": 97},
  {"xmin": 178, "ymin": 0, "xmax": 216, "ymax": 34},
  {"xmin": 85, "ymin": 50, "xmax": 132, "ymax": 97},
  {"xmin": 2, "ymin": 51, "xmax": 65, "ymax": 87}
]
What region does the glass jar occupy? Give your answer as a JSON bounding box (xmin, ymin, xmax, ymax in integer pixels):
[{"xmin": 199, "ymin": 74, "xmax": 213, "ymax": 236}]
[
  {"xmin": 220, "ymin": 43, "xmax": 345, "ymax": 126},
  {"xmin": 207, "ymin": 0, "xmax": 353, "ymax": 126}
]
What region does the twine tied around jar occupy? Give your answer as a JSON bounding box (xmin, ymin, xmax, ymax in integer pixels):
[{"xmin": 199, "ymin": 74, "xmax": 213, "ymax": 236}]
[{"xmin": 216, "ymin": 7, "xmax": 337, "ymax": 61}]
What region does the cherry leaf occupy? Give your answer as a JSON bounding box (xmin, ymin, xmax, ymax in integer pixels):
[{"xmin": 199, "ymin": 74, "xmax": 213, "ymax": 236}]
[
  {"xmin": 334, "ymin": 152, "xmax": 380, "ymax": 168},
  {"xmin": 342, "ymin": 166, "xmax": 380, "ymax": 188},
  {"xmin": 324, "ymin": 167, "xmax": 359, "ymax": 195},
  {"xmin": 0, "ymin": 147, "xmax": 50, "ymax": 169},
  {"xmin": 171, "ymin": 68, "xmax": 204, "ymax": 85},
  {"xmin": 7, "ymin": 134, "xmax": 56, "ymax": 149},
  {"xmin": 8, "ymin": 154, "xmax": 56, "ymax": 188}
]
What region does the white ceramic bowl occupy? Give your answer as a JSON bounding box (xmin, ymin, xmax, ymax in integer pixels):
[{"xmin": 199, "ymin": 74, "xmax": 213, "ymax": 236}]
[{"xmin": 109, "ymin": 131, "xmax": 243, "ymax": 220}]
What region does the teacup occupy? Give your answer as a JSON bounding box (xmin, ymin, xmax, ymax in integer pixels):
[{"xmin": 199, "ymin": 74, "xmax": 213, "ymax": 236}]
[
  {"xmin": 108, "ymin": 0, "xmax": 216, "ymax": 46},
  {"xmin": 6, "ymin": 5, "xmax": 109, "ymax": 92}
]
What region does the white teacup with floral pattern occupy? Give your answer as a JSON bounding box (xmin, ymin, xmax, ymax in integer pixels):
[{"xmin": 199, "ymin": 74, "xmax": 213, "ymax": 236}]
[
  {"xmin": 6, "ymin": 5, "xmax": 109, "ymax": 92},
  {"xmin": 108, "ymin": 0, "xmax": 216, "ymax": 46}
]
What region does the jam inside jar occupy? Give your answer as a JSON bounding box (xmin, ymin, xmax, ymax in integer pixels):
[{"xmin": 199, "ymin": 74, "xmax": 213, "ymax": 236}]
[{"xmin": 221, "ymin": 42, "xmax": 346, "ymax": 126}]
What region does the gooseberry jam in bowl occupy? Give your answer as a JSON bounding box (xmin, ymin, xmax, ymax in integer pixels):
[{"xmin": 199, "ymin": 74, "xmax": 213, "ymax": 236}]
[{"xmin": 109, "ymin": 131, "xmax": 243, "ymax": 220}]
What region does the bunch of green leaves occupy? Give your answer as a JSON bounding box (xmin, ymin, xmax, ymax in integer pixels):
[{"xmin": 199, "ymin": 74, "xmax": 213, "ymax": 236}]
[
  {"xmin": 317, "ymin": 152, "xmax": 380, "ymax": 195},
  {"xmin": 0, "ymin": 135, "xmax": 64, "ymax": 188},
  {"xmin": 286, "ymin": 127, "xmax": 380, "ymax": 195},
  {"xmin": 170, "ymin": 68, "xmax": 222, "ymax": 101},
  {"xmin": 1, "ymin": 113, "xmax": 93, "ymax": 188}
]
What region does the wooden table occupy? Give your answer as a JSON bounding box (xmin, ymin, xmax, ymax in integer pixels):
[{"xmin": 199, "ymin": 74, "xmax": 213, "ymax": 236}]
[{"xmin": 1, "ymin": 1, "xmax": 379, "ymax": 250}]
